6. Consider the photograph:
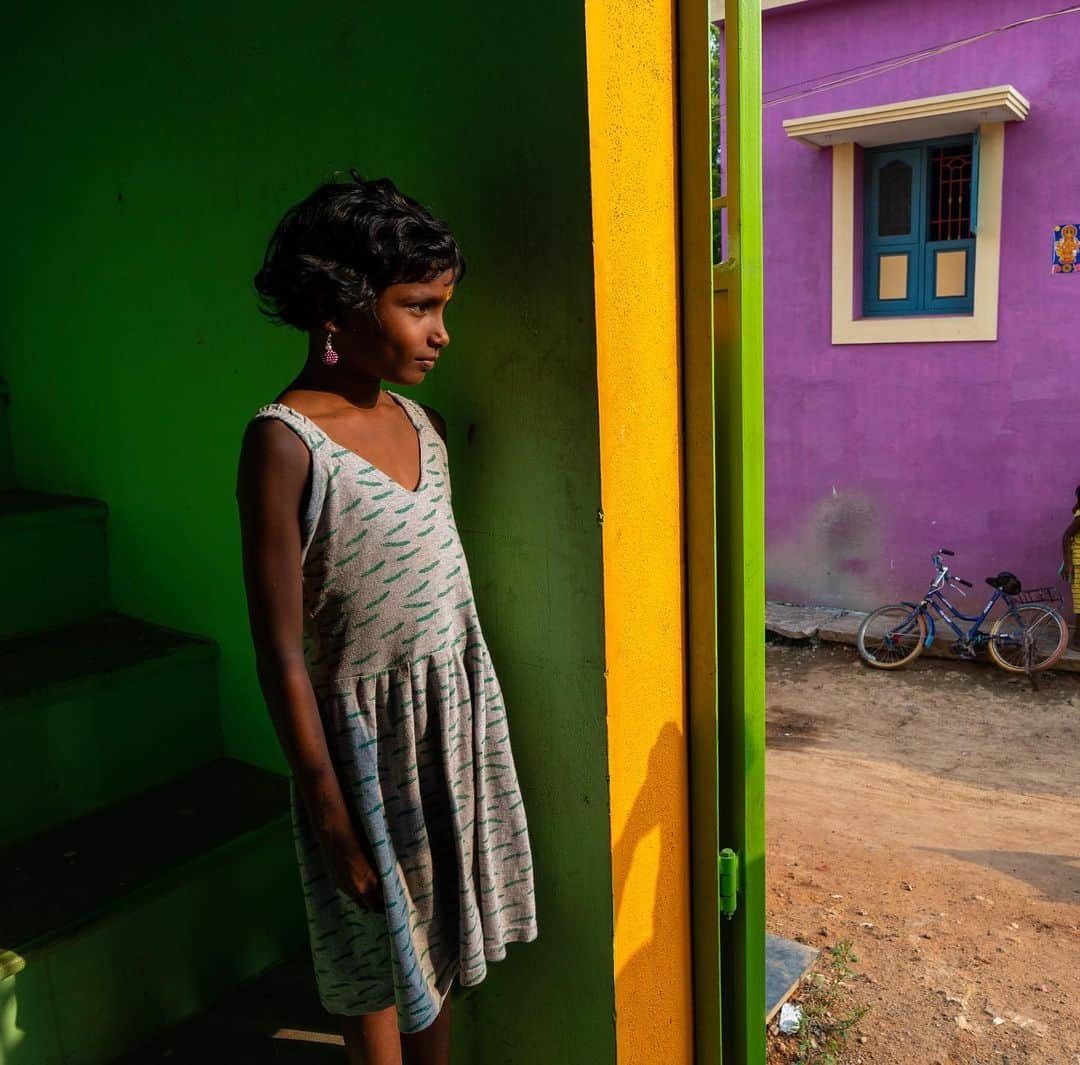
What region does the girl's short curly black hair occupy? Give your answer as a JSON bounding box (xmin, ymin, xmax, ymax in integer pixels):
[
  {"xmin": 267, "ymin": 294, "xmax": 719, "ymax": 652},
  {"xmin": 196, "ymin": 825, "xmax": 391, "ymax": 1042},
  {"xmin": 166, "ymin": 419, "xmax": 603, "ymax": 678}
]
[{"xmin": 254, "ymin": 172, "xmax": 465, "ymax": 332}]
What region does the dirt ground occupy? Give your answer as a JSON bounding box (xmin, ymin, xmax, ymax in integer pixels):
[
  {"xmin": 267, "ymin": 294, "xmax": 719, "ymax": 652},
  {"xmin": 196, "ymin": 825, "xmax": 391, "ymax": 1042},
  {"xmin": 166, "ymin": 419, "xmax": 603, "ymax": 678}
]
[{"xmin": 764, "ymin": 641, "xmax": 1080, "ymax": 1065}]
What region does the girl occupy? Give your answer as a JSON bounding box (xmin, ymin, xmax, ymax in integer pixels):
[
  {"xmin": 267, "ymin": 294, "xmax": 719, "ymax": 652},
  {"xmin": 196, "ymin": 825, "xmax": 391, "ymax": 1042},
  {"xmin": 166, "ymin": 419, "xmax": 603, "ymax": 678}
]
[
  {"xmin": 236, "ymin": 175, "xmax": 537, "ymax": 1065},
  {"xmin": 1061, "ymin": 484, "xmax": 1080, "ymax": 649}
]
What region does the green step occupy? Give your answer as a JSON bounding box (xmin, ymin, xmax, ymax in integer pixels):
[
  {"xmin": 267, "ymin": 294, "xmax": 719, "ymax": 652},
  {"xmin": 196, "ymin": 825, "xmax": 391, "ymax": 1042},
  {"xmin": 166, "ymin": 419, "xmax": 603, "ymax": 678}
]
[
  {"xmin": 0, "ymin": 613, "xmax": 223, "ymax": 846},
  {"xmin": 0, "ymin": 491, "xmax": 110, "ymax": 639},
  {"xmin": 0, "ymin": 759, "xmax": 306, "ymax": 1065},
  {"xmin": 0, "ymin": 379, "xmax": 14, "ymax": 491},
  {"xmin": 110, "ymin": 955, "xmax": 341, "ymax": 1064}
]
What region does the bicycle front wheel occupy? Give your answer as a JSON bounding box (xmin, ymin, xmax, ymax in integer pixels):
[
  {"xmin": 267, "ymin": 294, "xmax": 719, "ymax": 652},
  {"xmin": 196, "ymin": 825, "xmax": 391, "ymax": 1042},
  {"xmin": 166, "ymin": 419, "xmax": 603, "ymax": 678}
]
[
  {"xmin": 857, "ymin": 604, "xmax": 927, "ymax": 669},
  {"xmin": 988, "ymin": 605, "xmax": 1068, "ymax": 673}
]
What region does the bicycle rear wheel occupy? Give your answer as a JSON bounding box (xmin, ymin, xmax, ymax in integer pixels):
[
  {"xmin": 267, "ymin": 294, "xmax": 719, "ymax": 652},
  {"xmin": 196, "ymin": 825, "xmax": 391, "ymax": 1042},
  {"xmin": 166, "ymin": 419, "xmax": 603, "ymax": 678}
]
[
  {"xmin": 987, "ymin": 605, "xmax": 1068, "ymax": 673},
  {"xmin": 857, "ymin": 604, "xmax": 927, "ymax": 669}
]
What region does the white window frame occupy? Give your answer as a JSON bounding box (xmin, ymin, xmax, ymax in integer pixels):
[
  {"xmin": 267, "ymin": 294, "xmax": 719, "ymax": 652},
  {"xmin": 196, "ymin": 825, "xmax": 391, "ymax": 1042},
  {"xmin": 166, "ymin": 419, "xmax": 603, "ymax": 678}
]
[{"xmin": 784, "ymin": 86, "xmax": 1029, "ymax": 345}]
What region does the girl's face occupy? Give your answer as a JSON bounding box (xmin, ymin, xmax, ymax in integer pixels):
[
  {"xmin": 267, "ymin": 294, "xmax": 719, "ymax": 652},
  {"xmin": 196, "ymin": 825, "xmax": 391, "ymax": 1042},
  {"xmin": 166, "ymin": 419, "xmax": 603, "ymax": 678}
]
[{"xmin": 333, "ymin": 269, "xmax": 455, "ymax": 386}]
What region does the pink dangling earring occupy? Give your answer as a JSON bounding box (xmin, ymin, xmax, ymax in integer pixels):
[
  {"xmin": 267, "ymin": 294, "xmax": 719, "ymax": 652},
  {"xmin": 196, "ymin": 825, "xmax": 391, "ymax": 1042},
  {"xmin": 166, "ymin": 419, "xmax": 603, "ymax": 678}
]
[{"xmin": 322, "ymin": 332, "xmax": 340, "ymax": 366}]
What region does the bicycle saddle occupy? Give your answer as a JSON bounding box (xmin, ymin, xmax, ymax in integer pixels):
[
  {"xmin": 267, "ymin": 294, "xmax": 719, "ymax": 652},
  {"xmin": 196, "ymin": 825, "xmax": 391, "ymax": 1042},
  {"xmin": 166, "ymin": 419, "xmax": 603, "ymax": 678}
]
[{"xmin": 985, "ymin": 571, "xmax": 1022, "ymax": 594}]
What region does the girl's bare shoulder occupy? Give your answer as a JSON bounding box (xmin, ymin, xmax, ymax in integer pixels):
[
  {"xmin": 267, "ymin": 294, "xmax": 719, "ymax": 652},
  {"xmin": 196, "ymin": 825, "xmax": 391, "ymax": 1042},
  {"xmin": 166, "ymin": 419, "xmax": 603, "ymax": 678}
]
[{"xmin": 238, "ymin": 412, "xmax": 312, "ymax": 494}]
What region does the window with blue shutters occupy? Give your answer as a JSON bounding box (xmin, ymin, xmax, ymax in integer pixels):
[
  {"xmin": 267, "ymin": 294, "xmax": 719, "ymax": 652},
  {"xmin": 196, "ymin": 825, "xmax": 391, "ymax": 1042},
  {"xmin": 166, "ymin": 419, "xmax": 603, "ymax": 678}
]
[{"xmin": 863, "ymin": 134, "xmax": 978, "ymax": 317}]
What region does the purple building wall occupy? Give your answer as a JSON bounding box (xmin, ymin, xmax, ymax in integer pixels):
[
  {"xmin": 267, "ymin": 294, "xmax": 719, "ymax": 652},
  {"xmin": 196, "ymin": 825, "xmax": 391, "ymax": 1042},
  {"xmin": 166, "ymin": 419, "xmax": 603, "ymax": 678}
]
[{"xmin": 761, "ymin": 0, "xmax": 1079, "ymax": 611}]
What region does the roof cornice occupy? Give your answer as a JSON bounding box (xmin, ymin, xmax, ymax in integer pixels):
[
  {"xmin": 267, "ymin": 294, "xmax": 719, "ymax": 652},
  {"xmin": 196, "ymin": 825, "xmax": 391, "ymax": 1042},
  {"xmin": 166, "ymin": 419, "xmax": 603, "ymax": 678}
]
[{"xmin": 783, "ymin": 85, "xmax": 1030, "ymax": 148}]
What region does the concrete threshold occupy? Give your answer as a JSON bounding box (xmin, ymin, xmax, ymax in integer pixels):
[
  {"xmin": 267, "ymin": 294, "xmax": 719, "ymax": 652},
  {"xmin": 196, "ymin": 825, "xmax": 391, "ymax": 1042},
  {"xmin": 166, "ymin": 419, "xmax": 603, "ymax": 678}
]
[{"xmin": 765, "ymin": 601, "xmax": 1080, "ymax": 673}]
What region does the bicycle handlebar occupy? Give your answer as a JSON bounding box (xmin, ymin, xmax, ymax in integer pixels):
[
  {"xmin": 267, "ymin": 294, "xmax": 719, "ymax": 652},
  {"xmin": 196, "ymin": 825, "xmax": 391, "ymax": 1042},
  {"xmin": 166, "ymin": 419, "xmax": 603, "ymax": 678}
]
[{"xmin": 930, "ymin": 550, "xmax": 972, "ymax": 590}]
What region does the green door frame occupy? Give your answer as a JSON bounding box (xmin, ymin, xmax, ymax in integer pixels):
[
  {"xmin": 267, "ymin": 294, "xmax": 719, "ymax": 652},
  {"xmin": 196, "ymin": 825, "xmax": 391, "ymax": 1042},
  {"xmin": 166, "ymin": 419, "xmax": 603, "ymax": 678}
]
[{"xmin": 679, "ymin": 0, "xmax": 765, "ymax": 1062}]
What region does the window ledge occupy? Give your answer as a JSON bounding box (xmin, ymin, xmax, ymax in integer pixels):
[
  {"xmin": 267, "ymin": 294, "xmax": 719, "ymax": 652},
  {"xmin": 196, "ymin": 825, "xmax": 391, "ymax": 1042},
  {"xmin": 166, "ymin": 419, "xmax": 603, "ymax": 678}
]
[
  {"xmin": 833, "ymin": 314, "xmax": 996, "ymax": 346},
  {"xmin": 784, "ymin": 85, "xmax": 1029, "ymax": 148}
]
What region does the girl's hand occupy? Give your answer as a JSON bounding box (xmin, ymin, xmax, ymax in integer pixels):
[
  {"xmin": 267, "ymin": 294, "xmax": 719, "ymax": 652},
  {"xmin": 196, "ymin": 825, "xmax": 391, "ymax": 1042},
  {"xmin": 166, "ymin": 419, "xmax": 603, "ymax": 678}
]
[
  {"xmin": 296, "ymin": 775, "xmax": 385, "ymax": 910},
  {"xmin": 320, "ymin": 826, "xmax": 385, "ymax": 910}
]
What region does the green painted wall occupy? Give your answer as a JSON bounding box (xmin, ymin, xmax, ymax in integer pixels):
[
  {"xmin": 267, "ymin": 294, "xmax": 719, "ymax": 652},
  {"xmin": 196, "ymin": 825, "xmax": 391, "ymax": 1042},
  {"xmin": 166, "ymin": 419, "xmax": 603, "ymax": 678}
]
[{"xmin": 0, "ymin": 2, "xmax": 615, "ymax": 1061}]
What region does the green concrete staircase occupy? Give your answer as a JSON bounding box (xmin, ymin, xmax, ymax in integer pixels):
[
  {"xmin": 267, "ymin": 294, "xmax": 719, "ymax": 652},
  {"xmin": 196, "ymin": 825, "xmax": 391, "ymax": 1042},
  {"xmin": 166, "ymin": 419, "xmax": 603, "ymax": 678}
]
[
  {"xmin": 109, "ymin": 954, "xmax": 342, "ymax": 1063},
  {"xmin": 0, "ymin": 379, "xmax": 15, "ymax": 492},
  {"xmin": 0, "ymin": 379, "xmax": 305, "ymax": 1065}
]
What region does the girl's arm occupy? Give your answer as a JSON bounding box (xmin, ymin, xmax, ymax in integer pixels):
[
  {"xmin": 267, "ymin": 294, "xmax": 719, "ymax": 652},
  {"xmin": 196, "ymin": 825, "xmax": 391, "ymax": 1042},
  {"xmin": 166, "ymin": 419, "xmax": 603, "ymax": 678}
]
[
  {"xmin": 236, "ymin": 419, "xmax": 383, "ymax": 908},
  {"xmin": 1062, "ymin": 516, "xmax": 1080, "ymax": 582}
]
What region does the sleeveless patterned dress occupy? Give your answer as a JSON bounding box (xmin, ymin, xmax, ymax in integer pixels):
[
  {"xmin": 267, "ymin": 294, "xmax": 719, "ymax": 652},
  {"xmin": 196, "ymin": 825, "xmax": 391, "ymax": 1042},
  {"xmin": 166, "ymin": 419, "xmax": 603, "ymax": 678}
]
[{"xmin": 250, "ymin": 393, "xmax": 537, "ymax": 1032}]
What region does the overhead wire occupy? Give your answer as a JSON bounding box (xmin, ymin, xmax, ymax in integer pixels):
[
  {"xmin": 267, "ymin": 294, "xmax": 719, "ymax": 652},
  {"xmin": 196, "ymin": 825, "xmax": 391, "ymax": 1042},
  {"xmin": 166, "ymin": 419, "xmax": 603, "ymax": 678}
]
[{"xmin": 718, "ymin": 3, "xmax": 1080, "ymax": 115}]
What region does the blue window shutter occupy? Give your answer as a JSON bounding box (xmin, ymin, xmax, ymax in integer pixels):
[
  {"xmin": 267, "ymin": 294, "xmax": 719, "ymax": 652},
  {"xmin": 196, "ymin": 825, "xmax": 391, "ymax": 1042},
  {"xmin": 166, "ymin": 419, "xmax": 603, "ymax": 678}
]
[
  {"xmin": 969, "ymin": 127, "xmax": 981, "ymax": 234},
  {"xmin": 922, "ymin": 239, "xmax": 975, "ymax": 314},
  {"xmin": 863, "ymin": 147, "xmax": 923, "ymax": 316}
]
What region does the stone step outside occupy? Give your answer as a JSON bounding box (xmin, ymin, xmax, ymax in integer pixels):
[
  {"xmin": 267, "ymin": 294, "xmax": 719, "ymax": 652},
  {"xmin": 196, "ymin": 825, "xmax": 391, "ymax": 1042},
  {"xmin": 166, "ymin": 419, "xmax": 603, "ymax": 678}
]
[{"xmin": 766, "ymin": 933, "xmax": 818, "ymax": 1023}]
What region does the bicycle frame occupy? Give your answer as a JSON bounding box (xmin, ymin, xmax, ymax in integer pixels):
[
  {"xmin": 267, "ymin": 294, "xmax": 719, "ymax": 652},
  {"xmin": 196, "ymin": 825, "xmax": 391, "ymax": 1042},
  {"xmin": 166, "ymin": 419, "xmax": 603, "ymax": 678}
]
[
  {"xmin": 912, "ymin": 552, "xmax": 1021, "ymax": 648},
  {"xmin": 916, "ymin": 586, "xmax": 1003, "ymax": 648}
]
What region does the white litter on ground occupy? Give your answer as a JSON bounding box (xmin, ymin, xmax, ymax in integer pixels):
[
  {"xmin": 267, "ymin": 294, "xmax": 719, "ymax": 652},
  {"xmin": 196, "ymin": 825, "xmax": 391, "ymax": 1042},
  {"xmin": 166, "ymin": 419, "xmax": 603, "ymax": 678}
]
[{"xmin": 779, "ymin": 1002, "xmax": 803, "ymax": 1035}]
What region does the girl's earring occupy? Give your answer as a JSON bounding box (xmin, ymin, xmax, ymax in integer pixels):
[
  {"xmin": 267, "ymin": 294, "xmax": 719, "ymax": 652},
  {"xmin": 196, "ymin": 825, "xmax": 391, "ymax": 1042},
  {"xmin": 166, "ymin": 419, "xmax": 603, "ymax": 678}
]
[{"xmin": 322, "ymin": 333, "xmax": 340, "ymax": 366}]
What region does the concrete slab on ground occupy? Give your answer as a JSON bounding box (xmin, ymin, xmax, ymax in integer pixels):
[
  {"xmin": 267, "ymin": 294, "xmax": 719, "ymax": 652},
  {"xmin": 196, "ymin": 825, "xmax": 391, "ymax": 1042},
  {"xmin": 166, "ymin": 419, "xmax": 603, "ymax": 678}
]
[
  {"xmin": 766, "ymin": 933, "xmax": 818, "ymax": 1022},
  {"xmin": 764, "ymin": 603, "xmax": 850, "ymax": 641},
  {"xmin": 766, "ymin": 601, "xmax": 1080, "ymax": 673}
]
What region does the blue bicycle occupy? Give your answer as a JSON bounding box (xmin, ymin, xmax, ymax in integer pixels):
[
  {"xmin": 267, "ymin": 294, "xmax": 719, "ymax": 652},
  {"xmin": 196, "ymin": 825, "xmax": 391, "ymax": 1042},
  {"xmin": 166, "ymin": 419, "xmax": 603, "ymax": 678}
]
[{"xmin": 857, "ymin": 549, "xmax": 1068, "ymax": 673}]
